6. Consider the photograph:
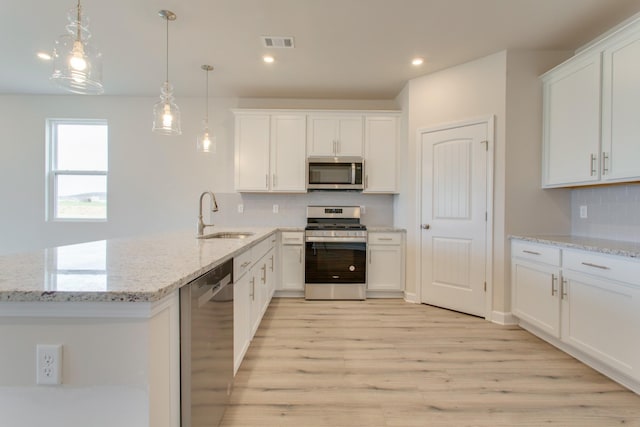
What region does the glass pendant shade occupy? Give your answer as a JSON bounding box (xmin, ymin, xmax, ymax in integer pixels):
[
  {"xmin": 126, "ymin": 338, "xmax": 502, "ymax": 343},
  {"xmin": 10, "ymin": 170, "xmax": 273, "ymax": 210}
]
[
  {"xmin": 153, "ymin": 81, "xmax": 181, "ymax": 135},
  {"xmin": 51, "ymin": 2, "xmax": 103, "ymax": 95},
  {"xmin": 197, "ymin": 121, "xmax": 216, "ymax": 153},
  {"xmin": 153, "ymin": 10, "xmax": 181, "ymax": 135}
]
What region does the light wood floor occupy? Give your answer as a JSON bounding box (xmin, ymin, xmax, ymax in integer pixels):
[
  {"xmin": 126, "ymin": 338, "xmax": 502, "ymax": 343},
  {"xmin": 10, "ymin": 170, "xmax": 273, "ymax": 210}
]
[{"xmin": 221, "ymin": 298, "xmax": 640, "ymax": 427}]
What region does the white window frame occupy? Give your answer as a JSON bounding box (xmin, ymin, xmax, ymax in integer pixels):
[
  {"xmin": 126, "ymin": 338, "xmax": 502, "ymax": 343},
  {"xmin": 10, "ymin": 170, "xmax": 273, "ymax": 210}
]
[{"xmin": 46, "ymin": 118, "xmax": 108, "ymax": 222}]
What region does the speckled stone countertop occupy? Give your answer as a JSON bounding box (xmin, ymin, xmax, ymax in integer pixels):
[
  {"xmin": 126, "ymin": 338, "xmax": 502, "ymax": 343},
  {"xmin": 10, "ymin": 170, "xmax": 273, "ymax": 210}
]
[
  {"xmin": 510, "ymin": 235, "xmax": 640, "ymax": 259},
  {"xmin": 0, "ymin": 227, "xmax": 277, "ymax": 303},
  {"xmin": 367, "ymin": 227, "xmax": 406, "ymax": 232}
]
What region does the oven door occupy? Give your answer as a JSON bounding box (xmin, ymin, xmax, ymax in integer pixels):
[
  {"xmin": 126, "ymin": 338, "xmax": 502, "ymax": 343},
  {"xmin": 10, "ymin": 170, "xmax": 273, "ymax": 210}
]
[{"xmin": 305, "ymin": 239, "xmax": 366, "ymax": 284}]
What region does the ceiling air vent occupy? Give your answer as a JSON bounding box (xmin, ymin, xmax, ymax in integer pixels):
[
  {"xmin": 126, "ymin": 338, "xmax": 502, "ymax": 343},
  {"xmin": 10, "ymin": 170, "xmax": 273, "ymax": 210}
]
[{"xmin": 261, "ymin": 36, "xmax": 295, "ymax": 48}]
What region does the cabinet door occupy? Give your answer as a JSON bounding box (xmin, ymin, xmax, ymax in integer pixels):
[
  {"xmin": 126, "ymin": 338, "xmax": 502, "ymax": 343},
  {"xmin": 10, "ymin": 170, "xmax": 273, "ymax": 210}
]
[
  {"xmin": 235, "ymin": 115, "xmax": 270, "ymax": 191},
  {"xmin": 258, "ymin": 248, "xmax": 275, "ymax": 316},
  {"xmin": 271, "ymin": 115, "xmax": 307, "ymax": 192},
  {"xmin": 336, "ymin": 116, "xmax": 364, "ymax": 156},
  {"xmin": 280, "ymin": 244, "xmax": 304, "ymax": 291},
  {"xmin": 561, "ymin": 272, "xmax": 640, "ymax": 381},
  {"xmin": 364, "ymin": 116, "xmax": 397, "ymax": 193},
  {"xmin": 307, "ymin": 116, "xmax": 337, "ymax": 156},
  {"xmin": 511, "ymin": 260, "xmax": 561, "ymax": 338},
  {"xmin": 367, "ymin": 244, "xmax": 403, "ymax": 291},
  {"xmin": 602, "ymin": 34, "xmax": 640, "ymax": 182},
  {"xmin": 542, "ymin": 54, "xmax": 601, "ymax": 187},
  {"xmin": 307, "ymin": 115, "xmax": 363, "ymax": 156},
  {"xmin": 233, "ymin": 272, "xmax": 251, "ymax": 374}
]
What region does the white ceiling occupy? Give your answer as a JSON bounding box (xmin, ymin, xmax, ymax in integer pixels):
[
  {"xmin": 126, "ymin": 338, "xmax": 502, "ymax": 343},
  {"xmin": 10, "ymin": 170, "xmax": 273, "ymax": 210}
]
[{"xmin": 3, "ymin": 0, "xmax": 640, "ymax": 99}]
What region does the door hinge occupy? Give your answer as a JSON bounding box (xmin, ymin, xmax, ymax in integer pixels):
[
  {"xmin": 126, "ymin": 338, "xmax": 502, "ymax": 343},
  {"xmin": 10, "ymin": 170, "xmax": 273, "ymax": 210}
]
[{"xmin": 484, "ymin": 281, "xmax": 487, "ymax": 292}]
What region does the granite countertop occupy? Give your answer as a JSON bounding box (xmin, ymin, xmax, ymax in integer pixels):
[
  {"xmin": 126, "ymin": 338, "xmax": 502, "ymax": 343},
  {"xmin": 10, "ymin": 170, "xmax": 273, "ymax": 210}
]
[
  {"xmin": 367, "ymin": 227, "xmax": 406, "ymax": 232},
  {"xmin": 510, "ymin": 235, "xmax": 640, "ymax": 259},
  {"xmin": 0, "ymin": 227, "xmax": 277, "ymax": 303}
]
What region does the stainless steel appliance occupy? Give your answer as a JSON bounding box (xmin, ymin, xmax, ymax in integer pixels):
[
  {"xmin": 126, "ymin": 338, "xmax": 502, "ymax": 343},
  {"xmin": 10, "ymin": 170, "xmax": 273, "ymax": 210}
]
[
  {"xmin": 305, "ymin": 206, "xmax": 367, "ymax": 300},
  {"xmin": 180, "ymin": 258, "xmax": 234, "ymax": 427},
  {"xmin": 307, "ymin": 157, "xmax": 364, "ymax": 190}
]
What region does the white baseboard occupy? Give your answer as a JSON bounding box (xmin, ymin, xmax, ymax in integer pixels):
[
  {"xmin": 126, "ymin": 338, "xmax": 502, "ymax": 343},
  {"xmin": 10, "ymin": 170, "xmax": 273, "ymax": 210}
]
[
  {"xmin": 491, "ymin": 310, "xmax": 518, "ymax": 325},
  {"xmin": 404, "ymin": 292, "xmax": 418, "ymax": 303}
]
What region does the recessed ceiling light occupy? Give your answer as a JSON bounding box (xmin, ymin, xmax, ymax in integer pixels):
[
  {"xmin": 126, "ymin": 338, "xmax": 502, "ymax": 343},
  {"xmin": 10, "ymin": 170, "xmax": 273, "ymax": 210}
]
[
  {"xmin": 37, "ymin": 52, "xmax": 52, "ymax": 61},
  {"xmin": 263, "ymin": 55, "xmax": 275, "ymax": 64},
  {"xmin": 412, "ymin": 57, "xmax": 424, "ymax": 66}
]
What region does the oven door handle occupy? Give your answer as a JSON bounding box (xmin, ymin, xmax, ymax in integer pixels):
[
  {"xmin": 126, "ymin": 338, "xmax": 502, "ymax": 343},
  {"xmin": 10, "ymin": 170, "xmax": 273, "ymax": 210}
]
[{"xmin": 305, "ymin": 236, "xmax": 367, "ymax": 243}]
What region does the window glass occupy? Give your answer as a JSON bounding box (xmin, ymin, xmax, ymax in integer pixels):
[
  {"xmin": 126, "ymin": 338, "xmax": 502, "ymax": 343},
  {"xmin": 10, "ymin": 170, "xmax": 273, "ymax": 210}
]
[{"xmin": 47, "ymin": 119, "xmax": 108, "ymax": 221}]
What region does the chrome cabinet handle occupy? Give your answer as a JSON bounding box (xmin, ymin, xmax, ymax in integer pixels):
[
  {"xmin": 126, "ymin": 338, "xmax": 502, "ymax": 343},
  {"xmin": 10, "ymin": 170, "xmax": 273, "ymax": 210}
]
[
  {"xmin": 250, "ymin": 277, "xmax": 255, "ymax": 300},
  {"xmin": 602, "ymin": 152, "xmax": 609, "ymax": 175},
  {"xmin": 421, "ymin": 224, "xmax": 430, "ymax": 230},
  {"xmin": 590, "ymin": 154, "xmax": 597, "ymax": 176},
  {"xmin": 581, "ymin": 262, "xmax": 610, "ymax": 270},
  {"xmin": 241, "ymin": 261, "xmax": 251, "ymax": 268},
  {"xmin": 369, "ymin": 249, "xmax": 372, "ymax": 264},
  {"xmin": 523, "ymin": 250, "xmax": 541, "ymax": 256},
  {"xmin": 265, "ymin": 174, "xmax": 269, "ymax": 187},
  {"xmin": 365, "ymin": 175, "xmax": 369, "ymax": 189},
  {"xmin": 378, "ymin": 238, "xmax": 393, "ymax": 241},
  {"xmin": 561, "ymin": 278, "xmax": 568, "ymax": 299},
  {"xmin": 261, "ymin": 264, "xmax": 267, "ymax": 283},
  {"xmin": 270, "ymin": 255, "xmax": 274, "ymax": 272},
  {"xmin": 551, "ymin": 274, "xmax": 557, "ymax": 296},
  {"xmin": 299, "ymin": 248, "xmax": 302, "ymax": 263}
]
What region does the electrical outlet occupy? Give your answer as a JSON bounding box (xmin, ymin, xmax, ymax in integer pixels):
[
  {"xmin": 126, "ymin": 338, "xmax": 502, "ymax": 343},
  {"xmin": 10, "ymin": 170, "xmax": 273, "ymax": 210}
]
[
  {"xmin": 37, "ymin": 344, "xmax": 62, "ymax": 385},
  {"xmin": 360, "ymin": 205, "xmax": 366, "ymax": 215},
  {"xmin": 237, "ymin": 204, "xmax": 244, "ymax": 213},
  {"xmin": 273, "ymin": 204, "xmax": 279, "ymax": 214},
  {"xmin": 579, "ymin": 205, "xmax": 588, "ymax": 219}
]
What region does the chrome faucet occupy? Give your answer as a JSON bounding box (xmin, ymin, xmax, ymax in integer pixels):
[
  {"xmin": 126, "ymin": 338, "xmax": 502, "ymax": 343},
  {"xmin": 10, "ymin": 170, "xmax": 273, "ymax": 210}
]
[{"xmin": 197, "ymin": 191, "xmax": 219, "ymax": 236}]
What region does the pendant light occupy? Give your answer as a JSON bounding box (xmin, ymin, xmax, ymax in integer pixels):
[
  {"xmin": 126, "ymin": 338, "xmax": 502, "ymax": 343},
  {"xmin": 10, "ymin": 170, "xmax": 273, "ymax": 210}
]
[
  {"xmin": 51, "ymin": 0, "xmax": 104, "ymax": 95},
  {"xmin": 197, "ymin": 65, "xmax": 215, "ymax": 153},
  {"xmin": 153, "ymin": 10, "xmax": 181, "ymax": 135}
]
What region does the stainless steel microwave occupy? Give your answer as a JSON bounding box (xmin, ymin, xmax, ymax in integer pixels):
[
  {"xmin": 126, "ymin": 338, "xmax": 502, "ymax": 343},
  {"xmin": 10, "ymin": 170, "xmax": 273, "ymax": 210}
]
[{"xmin": 307, "ymin": 157, "xmax": 364, "ymax": 190}]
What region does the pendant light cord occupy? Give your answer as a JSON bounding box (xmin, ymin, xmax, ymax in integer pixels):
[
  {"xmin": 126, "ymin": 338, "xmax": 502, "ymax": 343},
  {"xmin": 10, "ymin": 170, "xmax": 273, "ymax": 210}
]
[
  {"xmin": 76, "ymin": 0, "xmax": 82, "ymax": 42},
  {"xmin": 165, "ymin": 15, "xmax": 169, "ymax": 84}
]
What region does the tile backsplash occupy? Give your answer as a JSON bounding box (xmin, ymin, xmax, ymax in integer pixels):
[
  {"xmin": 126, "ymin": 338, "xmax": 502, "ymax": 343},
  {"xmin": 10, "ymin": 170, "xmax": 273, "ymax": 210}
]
[
  {"xmin": 208, "ymin": 192, "xmax": 394, "ymax": 228},
  {"xmin": 572, "ymin": 183, "xmax": 640, "ymax": 242}
]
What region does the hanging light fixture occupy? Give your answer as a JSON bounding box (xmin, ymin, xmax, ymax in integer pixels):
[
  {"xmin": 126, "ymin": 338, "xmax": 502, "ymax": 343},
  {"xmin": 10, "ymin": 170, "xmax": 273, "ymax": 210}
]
[
  {"xmin": 153, "ymin": 10, "xmax": 181, "ymax": 135},
  {"xmin": 51, "ymin": 0, "xmax": 104, "ymax": 95},
  {"xmin": 197, "ymin": 65, "xmax": 215, "ymax": 153}
]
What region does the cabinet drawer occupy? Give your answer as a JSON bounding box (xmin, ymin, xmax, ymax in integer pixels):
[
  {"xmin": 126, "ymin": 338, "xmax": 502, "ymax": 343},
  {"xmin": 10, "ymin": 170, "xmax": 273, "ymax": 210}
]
[
  {"xmin": 234, "ymin": 248, "xmax": 253, "ymax": 280},
  {"xmin": 511, "ymin": 240, "xmax": 560, "ymax": 266},
  {"xmin": 281, "ymin": 231, "xmax": 304, "ymax": 245},
  {"xmin": 368, "ymin": 232, "xmax": 401, "ymax": 245},
  {"xmin": 563, "ymin": 249, "xmax": 640, "ymax": 285},
  {"xmin": 253, "ymin": 235, "xmax": 275, "ymax": 262}
]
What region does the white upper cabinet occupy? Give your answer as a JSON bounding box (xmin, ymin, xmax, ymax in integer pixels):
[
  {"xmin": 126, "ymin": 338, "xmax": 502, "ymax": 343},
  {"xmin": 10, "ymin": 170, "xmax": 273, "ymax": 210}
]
[
  {"xmin": 270, "ymin": 114, "xmax": 307, "ymax": 192},
  {"xmin": 307, "ymin": 114, "xmax": 363, "ymax": 157},
  {"xmin": 602, "ymin": 30, "xmax": 640, "ymax": 182},
  {"xmin": 364, "ymin": 116, "xmax": 398, "ymax": 193},
  {"xmin": 542, "ymin": 54, "xmax": 602, "ymax": 187},
  {"xmin": 542, "ymin": 16, "xmax": 640, "ymax": 188},
  {"xmin": 234, "ymin": 112, "xmax": 306, "ymax": 193},
  {"xmin": 235, "ymin": 114, "xmax": 271, "ymax": 191}
]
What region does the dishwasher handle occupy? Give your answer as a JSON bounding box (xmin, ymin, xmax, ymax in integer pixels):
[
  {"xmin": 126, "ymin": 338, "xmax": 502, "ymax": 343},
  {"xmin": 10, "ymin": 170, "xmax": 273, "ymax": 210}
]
[{"xmin": 197, "ymin": 273, "xmax": 232, "ymax": 308}]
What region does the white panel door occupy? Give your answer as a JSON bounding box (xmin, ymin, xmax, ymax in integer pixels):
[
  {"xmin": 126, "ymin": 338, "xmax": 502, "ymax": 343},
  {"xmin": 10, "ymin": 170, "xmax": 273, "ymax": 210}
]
[
  {"xmin": 420, "ymin": 122, "xmax": 488, "ymax": 317},
  {"xmin": 270, "ymin": 114, "xmax": 306, "ymax": 192},
  {"xmin": 602, "ymin": 34, "xmax": 640, "ymax": 182}
]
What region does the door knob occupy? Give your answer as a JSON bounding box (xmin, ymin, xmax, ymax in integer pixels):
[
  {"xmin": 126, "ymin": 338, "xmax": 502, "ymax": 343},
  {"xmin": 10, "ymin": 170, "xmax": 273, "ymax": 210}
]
[{"xmin": 421, "ymin": 224, "xmax": 430, "ymax": 230}]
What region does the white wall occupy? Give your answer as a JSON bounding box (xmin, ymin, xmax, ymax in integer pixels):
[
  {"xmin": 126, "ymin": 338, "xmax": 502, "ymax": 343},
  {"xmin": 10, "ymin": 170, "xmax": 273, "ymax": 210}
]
[
  {"xmin": 397, "ymin": 51, "xmax": 508, "ymax": 305},
  {"xmin": 0, "ymin": 95, "xmax": 396, "ymax": 255},
  {"xmin": 395, "ymin": 50, "xmax": 573, "ymax": 314}
]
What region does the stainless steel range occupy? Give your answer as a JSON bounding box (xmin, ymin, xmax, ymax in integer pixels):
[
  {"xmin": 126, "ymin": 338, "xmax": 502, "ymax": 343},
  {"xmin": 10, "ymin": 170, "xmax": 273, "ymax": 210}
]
[{"xmin": 305, "ymin": 206, "xmax": 367, "ymax": 300}]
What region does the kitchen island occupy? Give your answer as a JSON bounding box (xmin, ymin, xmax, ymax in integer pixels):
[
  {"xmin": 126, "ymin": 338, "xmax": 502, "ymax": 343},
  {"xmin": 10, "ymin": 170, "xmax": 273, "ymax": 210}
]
[{"xmin": 0, "ymin": 227, "xmax": 276, "ymax": 427}]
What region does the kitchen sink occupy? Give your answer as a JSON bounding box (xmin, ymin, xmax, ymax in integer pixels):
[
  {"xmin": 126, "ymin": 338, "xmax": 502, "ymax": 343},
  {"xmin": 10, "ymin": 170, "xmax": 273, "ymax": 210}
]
[{"xmin": 198, "ymin": 232, "xmax": 254, "ymax": 239}]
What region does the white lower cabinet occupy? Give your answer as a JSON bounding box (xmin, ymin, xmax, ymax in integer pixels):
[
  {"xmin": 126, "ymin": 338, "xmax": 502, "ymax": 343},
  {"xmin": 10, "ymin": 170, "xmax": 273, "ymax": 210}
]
[
  {"xmin": 278, "ymin": 232, "xmax": 305, "ymax": 293},
  {"xmin": 367, "ymin": 232, "xmax": 404, "ymax": 294},
  {"xmin": 511, "ymin": 239, "xmax": 640, "ymax": 391},
  {"xmin": 234, "ymin": 234, "xmax": 276, "ymax": 374}
]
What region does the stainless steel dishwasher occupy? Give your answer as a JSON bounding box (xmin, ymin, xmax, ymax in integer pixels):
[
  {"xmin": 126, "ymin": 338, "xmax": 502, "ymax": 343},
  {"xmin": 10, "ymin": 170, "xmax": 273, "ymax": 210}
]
[{"xmin": 180, "ymin": 258, "xmax": 234, "ymax": 427}]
